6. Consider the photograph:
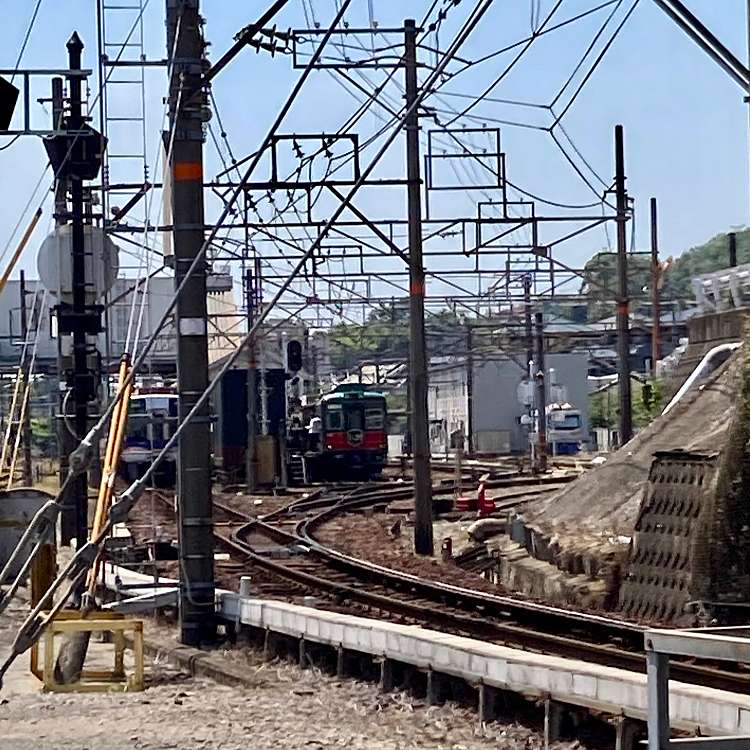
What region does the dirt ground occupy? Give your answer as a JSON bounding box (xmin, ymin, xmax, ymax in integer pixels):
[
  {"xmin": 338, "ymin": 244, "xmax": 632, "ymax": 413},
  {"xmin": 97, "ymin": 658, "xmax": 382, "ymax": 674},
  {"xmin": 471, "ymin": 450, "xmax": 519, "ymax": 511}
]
[
  {"xmin": 0, "ymin": 598, "xmax": 585, "ymax": 750},
  {"xmin": 315, "ymin": 514, "xmax": 509, "ymax": 596}
]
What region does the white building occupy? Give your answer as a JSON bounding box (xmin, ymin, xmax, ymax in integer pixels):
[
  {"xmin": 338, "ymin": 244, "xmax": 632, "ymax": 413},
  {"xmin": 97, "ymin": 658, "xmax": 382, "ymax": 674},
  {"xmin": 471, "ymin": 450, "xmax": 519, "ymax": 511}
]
[{"xmin": 427, "ymin": 352, "xmax": 589, "ymax": 454}]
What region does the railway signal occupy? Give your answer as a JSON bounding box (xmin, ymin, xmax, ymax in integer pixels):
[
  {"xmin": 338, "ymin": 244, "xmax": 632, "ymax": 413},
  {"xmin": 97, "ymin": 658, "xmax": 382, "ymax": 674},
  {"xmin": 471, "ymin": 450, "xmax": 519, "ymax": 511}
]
[{"xmin": 286, "ymin": 339, "xmax": 302, "ymax": 372}]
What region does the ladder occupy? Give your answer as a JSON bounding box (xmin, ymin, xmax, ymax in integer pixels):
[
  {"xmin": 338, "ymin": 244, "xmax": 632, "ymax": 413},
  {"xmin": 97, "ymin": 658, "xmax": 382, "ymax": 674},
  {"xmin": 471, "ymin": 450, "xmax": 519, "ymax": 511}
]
[
  {"xmin": 97, "ymin": 0, "xmax": 152, "ymax": 222},
  {"xmin": 287, "ymin": 453, "xmax": 306, "ymax": 486},
  {"xmin": 96, "ymin": 0, "xmax": 162, "ymax": 361},
  {"xmin": 0, "ymin": 290, "xmax": 46, "ymax": 488}
]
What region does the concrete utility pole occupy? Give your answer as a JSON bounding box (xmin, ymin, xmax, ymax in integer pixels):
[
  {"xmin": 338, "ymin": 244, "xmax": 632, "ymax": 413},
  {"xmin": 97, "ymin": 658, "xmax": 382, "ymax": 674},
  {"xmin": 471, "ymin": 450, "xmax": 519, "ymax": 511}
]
[
  {"xmin": 614, "ymin": 125, "xmax": 632, "ymax": 446},
  {"xmin": 245, "ymin": 269, "xmax": 258, "ymax": 492},
  {"xmin": 534, "ymin": 312, "xmax": 547, "ymax": 473},
  {"xmin": 523, "ymin": 275, "xmax": 533, "ymax": 371},
  {"xmin": 19, "ymin": 271, "xmax": 32, "ymax": 486},
  {"xmin": 67, "ymin": 33, "xmax": 92, "ymax": 549},
  {"xmin": 166, "ymin": 0, "xmax": 215, "ymax": 645},
  {"xmin": 650, "ymin": 198, "xmax": 660, "ymax": 377},
  {"xmin": 404, "ymin": 18, "xmax": 433, "ymax": 556},
  {"xmin": 465, "ymin": 325, "xmax": 474, "ymax": 455}
]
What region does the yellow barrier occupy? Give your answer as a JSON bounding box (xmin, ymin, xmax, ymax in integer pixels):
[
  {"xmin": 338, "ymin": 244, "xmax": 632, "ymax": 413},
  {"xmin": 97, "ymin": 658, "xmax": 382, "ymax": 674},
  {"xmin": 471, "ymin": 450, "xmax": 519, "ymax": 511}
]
[{"xmin": 30, "ymin": 610, "xmax": 144, "ymax": 693}]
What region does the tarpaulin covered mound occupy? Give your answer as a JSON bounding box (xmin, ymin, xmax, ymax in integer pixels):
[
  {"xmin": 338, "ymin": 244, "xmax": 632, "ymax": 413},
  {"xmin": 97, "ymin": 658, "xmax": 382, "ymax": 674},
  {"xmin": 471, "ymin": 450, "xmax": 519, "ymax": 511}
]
[{"xmin": 521, "ymin": 350, "xmax": 741, "ymax": 544}]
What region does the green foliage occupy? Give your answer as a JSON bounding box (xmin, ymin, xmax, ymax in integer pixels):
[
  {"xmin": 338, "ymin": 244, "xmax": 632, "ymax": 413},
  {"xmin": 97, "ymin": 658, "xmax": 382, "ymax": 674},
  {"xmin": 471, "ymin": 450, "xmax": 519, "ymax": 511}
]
[
  {"xmin": 328, "ymin": 301, "xmax": 466, "ymax": 370},
  {"xmin": 633, "ymin": 379, "xmax": 663, "ymax": 428},
  {"xmin": 30, "ymin": 417, "xmax": 54, "ymax": 451},
  {"xmin": 329, "ymin": 303, "xmax": 408, "ymax": 370},
  {"xmin": 589, "ymin": 379, "xmax": 663, "ymax": 431},
  {"xmin": 580, "ymin": 251, "xmax": 652, "ymax": 320},
  {"xmin": 578, "ymin": 229, "xmax": 750, "ymax": 321},
  {"xmin": 664, "ymin": 228, "xmax": 750, "ymax": 302},
  {"xmin": 589, "ymin": 388, "xmax": 617, "ymax": 429}
]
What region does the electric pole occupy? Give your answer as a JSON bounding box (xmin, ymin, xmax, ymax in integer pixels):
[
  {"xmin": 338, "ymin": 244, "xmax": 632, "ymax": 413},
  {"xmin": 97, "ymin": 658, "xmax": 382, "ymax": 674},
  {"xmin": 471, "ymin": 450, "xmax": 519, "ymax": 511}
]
[
  {"xmin": 465, "ymin": 325, "xmax": 474, "ymax": 456},
  {"xmin": 51, "ymin": 74, "xmax": 79, "ymax": 545},
  {"xmin": 166, "ymin": 0, "xmax": 215, "ymax": 645},
  {"xmin": 534, "ymin": 312, "xmax": 547, "ymax": 473},
  {"xmin": 614, "ymin": 125, "xmax": 632, "ymax": 446},
  {"xmin": 67, "ymin": 33, "xmax": 92, "ymax": 549},
  {"xmin": 19, "ymin": 271, "xmax": 32, "ymax": 486},
  {"xmin": 523, "ymin": 274, "xmax": 533, "ymax": 371},
  {"xmin": 404, "ymin": 18, "xmax": 433, "ymax": 556},
  {"xmin": 650, "ymin": 198, "xmax": 660, "ymax": 377},
  {"xmin": 729, "ymin": 231, "xmax": 738, "ymax": 267},
  {"xmin": 245, "ymin": 269, "xmax": 258, "ymax": 492}
]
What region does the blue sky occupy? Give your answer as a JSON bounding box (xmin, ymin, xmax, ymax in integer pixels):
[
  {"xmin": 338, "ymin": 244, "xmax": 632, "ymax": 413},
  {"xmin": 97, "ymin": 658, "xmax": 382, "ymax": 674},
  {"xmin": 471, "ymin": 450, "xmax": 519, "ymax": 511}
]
[{"xmin": 0, "ymin": 0, "xmax": 748, "ymax": 292}]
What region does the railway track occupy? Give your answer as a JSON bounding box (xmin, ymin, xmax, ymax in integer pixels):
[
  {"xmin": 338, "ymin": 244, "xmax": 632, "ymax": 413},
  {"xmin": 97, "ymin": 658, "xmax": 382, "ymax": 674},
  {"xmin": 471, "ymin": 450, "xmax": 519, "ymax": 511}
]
[{"xmin": 144, "ymin": 481, "xmax": 750, "ymax": 694}]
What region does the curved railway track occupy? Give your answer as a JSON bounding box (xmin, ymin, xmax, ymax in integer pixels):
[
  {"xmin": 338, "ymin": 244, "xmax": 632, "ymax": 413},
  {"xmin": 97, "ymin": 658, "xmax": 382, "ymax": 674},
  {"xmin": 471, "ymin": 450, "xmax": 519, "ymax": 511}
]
[{"xmin": 146, "ymin": 481, "xmax": 750, "ymax": 694}]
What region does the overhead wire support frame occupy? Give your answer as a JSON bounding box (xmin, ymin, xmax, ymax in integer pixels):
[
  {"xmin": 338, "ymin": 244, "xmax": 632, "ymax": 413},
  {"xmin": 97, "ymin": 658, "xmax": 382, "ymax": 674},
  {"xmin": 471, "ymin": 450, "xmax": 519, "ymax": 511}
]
[
  {"xmin": 0, "ymin": 0, "xmax": 362, "ymax": 681},
  {"xmin": 0, "ymin": 68, "xmax": 93, "ymax": 136}
]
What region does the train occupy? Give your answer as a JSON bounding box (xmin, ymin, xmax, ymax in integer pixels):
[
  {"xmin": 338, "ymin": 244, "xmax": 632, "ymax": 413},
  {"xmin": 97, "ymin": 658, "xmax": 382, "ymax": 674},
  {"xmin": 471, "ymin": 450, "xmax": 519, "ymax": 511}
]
[
  {"xmin": 123, "ymin": 377, "xmax": 389, "ymax": 487},
  {"xmin": 545, "ymin": 402, "xmax": 584, "ymax": 455},
  {"xmin": 289, "ymin": 383, "xmax": 389, "ymax": 482},
  {"xmin": 119, "ymin": 390, "xmax": 178, "ymax": 485}
]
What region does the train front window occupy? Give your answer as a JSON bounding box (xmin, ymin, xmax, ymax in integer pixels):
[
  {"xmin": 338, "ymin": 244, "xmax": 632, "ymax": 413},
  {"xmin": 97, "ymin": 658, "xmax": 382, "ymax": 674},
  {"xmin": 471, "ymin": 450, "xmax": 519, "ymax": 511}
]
[
  {"xmin": 550, "ymin": 413, "xmax": 581, "ymax": 430},
  {"xmin": 130, "ymin": 399, "xmax": 147, "ymax": 416},
  {"xmin": 365, "ymin": 407, "xmax": 384, "ymax": 430},
  {"xmin": 325, "ymin": 405, "xmax": 343, "ymax": 431},
  {"xmin": 128, "ymin": 415, "xmax": 150, "ymax": 443},
  {"xmin": 345, "ymin": 407, "xmax": 364, "ymax": 431}
]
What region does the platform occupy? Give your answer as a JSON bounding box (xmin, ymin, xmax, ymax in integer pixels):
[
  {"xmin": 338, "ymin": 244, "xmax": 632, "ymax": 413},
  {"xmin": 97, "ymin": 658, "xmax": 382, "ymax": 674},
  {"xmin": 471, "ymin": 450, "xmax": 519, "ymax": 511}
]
[
  {"xmin": 219, "ymin": 592, "xmax": 750, "ymax": 737},
  {"xmin": 102, "ymin": 563, "xmax": 750, "ymax": 738}
]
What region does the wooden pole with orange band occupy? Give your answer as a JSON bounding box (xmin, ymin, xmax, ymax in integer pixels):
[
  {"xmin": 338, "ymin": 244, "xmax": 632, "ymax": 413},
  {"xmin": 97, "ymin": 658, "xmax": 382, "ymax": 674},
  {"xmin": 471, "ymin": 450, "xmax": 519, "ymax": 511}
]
[
  {"xmin": 404, "ymin": 19, "xmax": 434, "ymax": 556},
  {"xmin": 614, "ymin": 125, "xmax": 633, "ymax": 446},
  {"xmin": 166, "ymin": 0, "xmax": 216, "ymax": 645},
  {"xmin": 650, "ymin": 198, "xmax": 660, "ymax": 377}
]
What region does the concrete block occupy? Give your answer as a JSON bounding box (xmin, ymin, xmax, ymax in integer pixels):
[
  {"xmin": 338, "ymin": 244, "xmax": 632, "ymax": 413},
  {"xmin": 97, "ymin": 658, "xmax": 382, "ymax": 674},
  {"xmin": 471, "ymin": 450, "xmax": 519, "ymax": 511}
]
[
  {"xmin": 599, "ymin": 676, "xmax": 637, "ymax": 706},
  {"xmin": 385, "ymin": 631, "xmax": 402, "ymax": 653},
  {"xmin": 486, "ymin": 658, "xmax": 509, "ymax": 686},
  {"xmin": 414, "ymin": 637, "xmax": 434, "ymax": 661},
  {"xmin": 317, "ymin": 620, "xmax": 333, "ymax": 643},
  {"xmin": 357, "ymin": 628, "xmax": 373, "ymax": 653},
  {"xmin": 446, "ymin": 647, "xmax": 471, "ymax": 673},
  {"xmin": 371, "ymin": 630, "xmax": 386, "ymax": 651},
  {"xmin": 433, "ymin": 645, "xmax": 453, "ymax": 669},
  {"xmin": 548, "ymin": 668, "xmax": 574, "ymax": 694},
  {"xmin": 468, "ymin": 653, "xmax": 489, "ymax": 678},
  {"xmin": 308, "ymin": 618, "xmax": 321, "ymax": 638},
  {"xmin": 696, "ymin": 700, "xmax": 740, "ymax": 735},
  {"xmin": 507, "ymin": 663, "xmax": 538, "ymax": 692},
  {"xmin": 572, "ymin": 673, "xmax": 598, "ymax": 699}
]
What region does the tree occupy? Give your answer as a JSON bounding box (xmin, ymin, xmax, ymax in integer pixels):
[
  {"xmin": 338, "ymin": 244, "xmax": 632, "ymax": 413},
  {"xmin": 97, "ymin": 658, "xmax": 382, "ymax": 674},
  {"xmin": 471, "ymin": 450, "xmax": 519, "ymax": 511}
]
[
  {"xmin": 579, "ymin": 251, "xmax": 652, "ymax": 320},
  {"xmin": 664, "ymin": 228, "xmax": 750, "ymax": 303},
  {"xmin": 328, "ymin": 301, "xmax": 467, "ymax": 371},
  {"xmin": 589, "ymin": 379, "xmax": 663, "ymax": 432},
  {"xmin": 329, "ymin": 302, "xmax": 410, "ymax": 370}
]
